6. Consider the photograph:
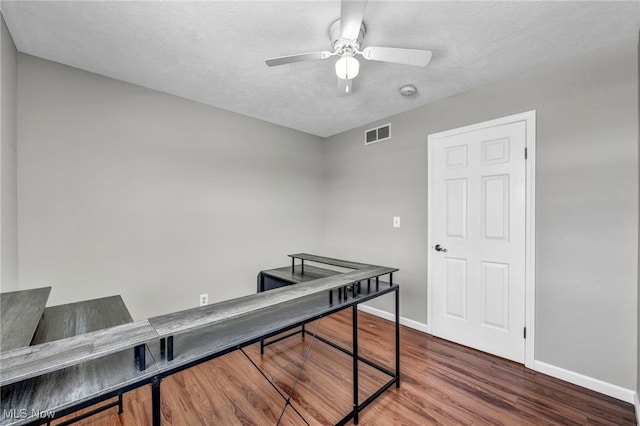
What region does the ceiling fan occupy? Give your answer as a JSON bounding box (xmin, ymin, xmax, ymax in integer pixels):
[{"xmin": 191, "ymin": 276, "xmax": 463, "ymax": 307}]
[{"xmin": 265, "ymin": 0, "xmax": 432, "ymax": 95}]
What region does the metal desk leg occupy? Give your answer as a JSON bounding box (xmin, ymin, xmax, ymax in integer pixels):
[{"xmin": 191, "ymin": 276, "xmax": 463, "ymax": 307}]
[
  {"xmin": 167, "ymin": 336, "xmax": 174, "ymax": 361},
  {"xmin": 135, "ymin": 345, "xmax": 146, "ymax": 371},
  {"xmin": 152, "ymin": 377, "xmax": 162, "ymax": 426},
  {"xmin": 396, "ymin": 287, "xmax": 400, "ymax": 388},
  {"xmin": 257, "ymin": 272, "xmax": 265, "ymax": 292},
  {"xmin": 352, "ymin": 304, "xmax": 359, "ymax": 424}
]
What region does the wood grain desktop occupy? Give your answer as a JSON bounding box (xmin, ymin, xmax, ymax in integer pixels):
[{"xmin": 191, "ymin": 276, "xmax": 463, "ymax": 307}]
[
  {"xmin": 1, "ymin": 295, "xmax": 158, "ymax": 426},
  {"xmin": 288, "ymin": 253, "xmax": 374, "ymax": 270},
  {"xmin": 260, "ymin": 264, "xmax": 341, "ymax": 285},
  {"xmin": 31, "ymin": 295, "xmax": 133, "ymax": 345},
  {"xmin": 0, "ymin": 287, "xmax": 51, "ymax": 352},
  {"xmin": 149, "ymin": 265, "xmax": 397, "ymax": 338},
  {"xmin": 0, "ymin": 320, "xmax": 158, "ymax": 387},
  {"xmin": 0, "ymin": 254, "xmax": 399, "ymax": 426}
]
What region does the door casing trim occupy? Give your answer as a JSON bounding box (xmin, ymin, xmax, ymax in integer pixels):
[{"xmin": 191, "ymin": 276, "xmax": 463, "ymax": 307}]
[{"xmin": 426, "ymin": 110, "xmax": 536, "ymax": 369}]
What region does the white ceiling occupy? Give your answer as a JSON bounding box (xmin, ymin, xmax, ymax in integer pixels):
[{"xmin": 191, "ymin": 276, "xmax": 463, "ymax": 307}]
[{"xmin": 1, "ymin": 1, "xmax": 638, "ymax": 138}]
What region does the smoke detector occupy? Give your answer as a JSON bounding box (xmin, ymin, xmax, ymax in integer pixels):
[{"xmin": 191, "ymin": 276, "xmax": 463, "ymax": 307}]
[{"xmin": 399, "ymin": 84, "xmax": 417, "ymax": 96}]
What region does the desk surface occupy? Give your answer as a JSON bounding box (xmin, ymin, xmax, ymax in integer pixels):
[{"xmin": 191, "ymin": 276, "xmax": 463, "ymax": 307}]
[
  {"xmin": 0, "ymin": 287, "xmax": 51, "ymax": 353},
  {"xmin": 0, "ymin": 320, "xmax": 157, "ymax": 387},
  {"xmin": 261, "ymin": 264, "xmax": 341, "ymax": 284},
  {"xmin": 32, "ymin": 295, "xmax": 133, "ymax": 345},
  {"xmin": 149, "ymin": 265, "xmax": 396, "ymax": 338},
  {"xmin": 0, "ymin": 255, "xmax": 398, "ymax": 426},
  {"xmin": 149, "ymin": 280, "xmax": 398, "ymax": 375},
  {"xmin": 1, "ymin": 346, "xmax": 158, "ymax": 426},
  {"xmin": 1, "ymin": 280, "xmax": 398, "ymax": 426},
  {"xmin": 288, "ymin": 253, "xmax": 372, "ymax": 270},
  {"xmin": 1, "ymin": 295, "xmax": 155, "ymax": 426}
]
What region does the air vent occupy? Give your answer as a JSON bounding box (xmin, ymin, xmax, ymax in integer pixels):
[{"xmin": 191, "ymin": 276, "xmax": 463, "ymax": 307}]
[{"xmin": 364, "ymin": 123, "xmax": 391, "ymax": 145}]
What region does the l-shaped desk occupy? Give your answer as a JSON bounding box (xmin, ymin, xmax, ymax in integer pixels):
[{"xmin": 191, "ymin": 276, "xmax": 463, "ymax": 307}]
[{"xmin": 0, "ymin": 254, "xmax": 399, "ymax": 425}]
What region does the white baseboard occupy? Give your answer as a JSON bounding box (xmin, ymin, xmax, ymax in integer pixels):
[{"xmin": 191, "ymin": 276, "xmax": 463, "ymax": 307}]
[
  {"xmin": 357, "ymin": 305, "xmax": 636, "ymax": 407},
  {"xmin": 534, "ymin": 361, "xmax": 635, "ymax": 404},
  {"xmin": 357, "ymin": 304, "xmax": 429, "ymax": 334}
]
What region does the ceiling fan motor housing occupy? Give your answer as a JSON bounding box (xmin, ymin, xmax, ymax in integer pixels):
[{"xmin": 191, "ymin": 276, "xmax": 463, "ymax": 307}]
[{"xmin": 329, "ymin": 19, "xmax": 366, "ymax": 55}]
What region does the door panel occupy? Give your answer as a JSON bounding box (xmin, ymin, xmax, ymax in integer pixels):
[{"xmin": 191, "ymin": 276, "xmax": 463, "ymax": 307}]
[
  {"xmin": 445, "ymin": 179, "xmax": 467, "ymax": 239},
  {"xmin": 482, "ymin": 138, "xmax": 510, "ymax": 165},
  {"xmin": 481, "ymin": 261, "xmax": 509, "ymax": 330},
  {"xmin": 445, "ymin": 258, "xmax": 467, "ymax": 320},
  {"xmin": 482, "ymin": 174, "xmax": 509, "ymax": 240},
  {"xmin": 430, "ymin": 120, "xmax": 526, "ymax": 363}
]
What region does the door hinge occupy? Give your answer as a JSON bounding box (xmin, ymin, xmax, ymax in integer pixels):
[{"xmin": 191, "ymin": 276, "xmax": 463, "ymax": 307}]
[
  {"xmin": 524, "ymin": 147, "xmax": 528, "ymax": 160},
  {"xmin": 523, "ymin": 327, "xmax": 527, "ymax": 339}
]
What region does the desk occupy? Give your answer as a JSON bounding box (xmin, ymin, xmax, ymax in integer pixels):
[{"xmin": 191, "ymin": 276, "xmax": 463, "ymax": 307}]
[
  {"xmin": 255, "ymin": 255, "xmax": 400, "ymax": 425},
  {"xmin": 0, "ymin": 254, "xmax": 398, "ymax": 426},
  {"xmin": 31, "ymin": 295, "xmax": 133, "ymax": 344},
  {"xmin": 0, "ymin": 287, "xmax": 51, "ymax": 352},
  {"xmin": 0, "ymin": 296, "xmax": 157, "ymax": 426},
  {"xmin": 258, "ymin": 264, "xmax": 341, "ymax": 291}
]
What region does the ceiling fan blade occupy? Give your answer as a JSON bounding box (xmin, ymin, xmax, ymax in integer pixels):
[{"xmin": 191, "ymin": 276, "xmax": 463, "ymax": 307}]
[
  {"xmin": 337, "ymin": 78, "xmax": 353, "ymax": 96},
  {"xmin": 362, "ymin": 47, "xmax": 432, "ymax": 67},
  {"xmin": 340, "ymin": 0, "xmax": 367, "ymax": 41},
  {"xmin": 265, "ymin": 51, "xmax": 333, "ymax": 67}
]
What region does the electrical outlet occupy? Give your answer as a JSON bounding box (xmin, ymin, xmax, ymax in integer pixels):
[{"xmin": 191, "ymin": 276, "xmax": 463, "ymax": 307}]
[
  {"xmin": 393, "ymin": 216, "xmax": 401, "ymax": 228},
  {"xmin": 199, "ymin": 293, "xmax": 208, "ymax": 306}
]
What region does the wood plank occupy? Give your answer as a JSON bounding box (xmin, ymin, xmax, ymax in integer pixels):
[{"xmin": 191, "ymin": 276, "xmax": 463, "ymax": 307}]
[
  {"xmin": 149, "ymin": 266, "xmax": 396, "ymax": 338},
  {"xmin": 0, "ymin": 321, "xmax": 158, "ymax": 387},
  {"xmin": 0, "ymin": 345, "xmax": 157, "ymax": 426},
  {"xmin": 57, "ymin": 310, "xmax": 635, "ymax": 426},
  {"xmin": 32, "ymin": 295, "xmax": 133, "ymax": 344},
  {"xmin": 0, "ymin": 297, "xmax": 149, "ymax": 425},
  {"xmin": 0, "ymin": 277, "xmax": 397, "ymax": 424},
  {"xmin": 260, "ymin": 264, "xmax": 341, "ymax": 284},
  {"xmin": 0, "ymin": 287, "xmax": 51, "ymax": 352},
  {"xmin": 1, "ymin": 256, "xmax": 397, "ymax": 424},
  {"xmin": 288, "ymin": 253, "xmax": 373, "ymax": 270}
]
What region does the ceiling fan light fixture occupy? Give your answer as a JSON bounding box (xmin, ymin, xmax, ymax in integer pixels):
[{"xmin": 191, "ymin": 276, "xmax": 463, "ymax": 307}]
[{"xmin": 335, "ymin": 55, "xmax": 360, "ymax": 80}]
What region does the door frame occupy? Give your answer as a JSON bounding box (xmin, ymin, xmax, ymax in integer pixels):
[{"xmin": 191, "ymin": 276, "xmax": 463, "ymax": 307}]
[{"xmin": 427, "ymin": 110, "xmax": 536, "ymax": 369}]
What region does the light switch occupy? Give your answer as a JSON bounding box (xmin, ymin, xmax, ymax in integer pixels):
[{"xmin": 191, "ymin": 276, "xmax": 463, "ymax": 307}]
[{"xmin": 393, "ymin": 216, "xmax": 400, "ymax": 228}]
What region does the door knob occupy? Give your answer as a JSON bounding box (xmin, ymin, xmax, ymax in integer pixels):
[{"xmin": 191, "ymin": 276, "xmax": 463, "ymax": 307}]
[{"xmin": 434, "ymin": 244, "xmax": 447, "ymax": 252}]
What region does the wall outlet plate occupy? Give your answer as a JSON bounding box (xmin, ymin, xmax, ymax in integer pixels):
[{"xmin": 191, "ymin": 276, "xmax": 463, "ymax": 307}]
[{"xmin": 199, "ymin": 293, "xmax": 208, "ymax": 306}]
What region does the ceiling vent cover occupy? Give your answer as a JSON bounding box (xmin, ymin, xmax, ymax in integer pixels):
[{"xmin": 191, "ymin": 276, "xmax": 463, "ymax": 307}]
[{"xmin": 364, "ymin": 123, "xmax": 391, "ymax": 145}]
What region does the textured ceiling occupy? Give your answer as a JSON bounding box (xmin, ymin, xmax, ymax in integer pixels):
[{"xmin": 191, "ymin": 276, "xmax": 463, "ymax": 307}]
[{"xmin": 1, "ymin": 1, "xmax": 639, "ymax": 137}]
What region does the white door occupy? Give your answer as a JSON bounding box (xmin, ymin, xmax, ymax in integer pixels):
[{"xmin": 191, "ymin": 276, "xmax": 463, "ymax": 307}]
[{"xmin": 428, "ymin": 116, "xmax": 529, "ymax": 363}]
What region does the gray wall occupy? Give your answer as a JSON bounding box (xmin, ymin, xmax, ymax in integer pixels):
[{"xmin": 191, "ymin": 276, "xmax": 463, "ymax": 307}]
[
  {"xmin": 323, "ymin": 36, "xmax": 638, "ymax": 390},
  {"xmin": 0, "ymin": 13, "xmax": 18, "ymax": 292},
  {"xmin": 10, "ymin": 27, "xmax": 639, "ymax": 393},
  {"xmin": 17, "ymin": 54, "xmax": 325, "ymax": 320}
]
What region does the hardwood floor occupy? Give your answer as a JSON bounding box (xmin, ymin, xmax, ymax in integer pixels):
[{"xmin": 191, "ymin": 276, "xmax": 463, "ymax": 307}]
[{"xmin": 52, "ymin": 310, "xmax": 635, "ymax": 425}]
